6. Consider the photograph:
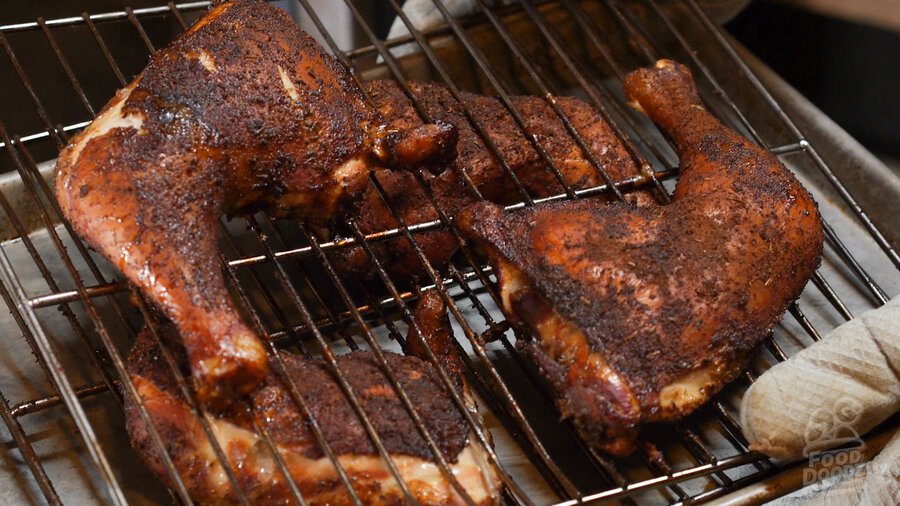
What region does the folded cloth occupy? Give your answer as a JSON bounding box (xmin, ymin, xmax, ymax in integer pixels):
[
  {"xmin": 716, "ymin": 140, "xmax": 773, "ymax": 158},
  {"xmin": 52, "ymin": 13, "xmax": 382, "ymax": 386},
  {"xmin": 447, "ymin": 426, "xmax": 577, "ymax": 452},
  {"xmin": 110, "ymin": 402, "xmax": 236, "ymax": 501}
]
[
  {"xmin": 767, "ymin": 430, "xmax": 898, "ymax": 506},
  {"xmin": 741, "ymin": 295, "xmax": 900, "ymax": 461},
  {"xmin": 742, "ymin": 295, "xmax": 900, "ymax": 504}
]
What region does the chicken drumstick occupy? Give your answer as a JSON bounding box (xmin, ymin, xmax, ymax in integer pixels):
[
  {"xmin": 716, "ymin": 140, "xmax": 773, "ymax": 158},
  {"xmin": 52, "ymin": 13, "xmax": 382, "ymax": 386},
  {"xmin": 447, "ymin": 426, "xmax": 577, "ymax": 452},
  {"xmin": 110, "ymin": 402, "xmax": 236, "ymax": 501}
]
[
  {"xmin": 459, "ymin": 60, "xmax": 824, "ymax": 455},
  {"xmin": 54, "ymin": 0, "xmax": 454, "ymax": 405}
]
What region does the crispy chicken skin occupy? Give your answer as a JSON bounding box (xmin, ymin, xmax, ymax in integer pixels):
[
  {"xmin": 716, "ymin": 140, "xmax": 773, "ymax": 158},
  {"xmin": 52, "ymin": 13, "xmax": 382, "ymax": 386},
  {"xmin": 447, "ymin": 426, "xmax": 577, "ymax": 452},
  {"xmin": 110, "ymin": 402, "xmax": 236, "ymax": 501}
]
[
  {"xmin": 459, "ymin": 60, "xmax": 824, "ymax": 456},
  {"xmin": 334, "ymin": 80, "xmax": 652, "ymax": 283},
  {"xmin": 125, "ymin": 291, "xmax": 500, "ymax": 505},
  {"xmin": 54, "ymin": 0, "xmax": 454, "ymax": 406}
]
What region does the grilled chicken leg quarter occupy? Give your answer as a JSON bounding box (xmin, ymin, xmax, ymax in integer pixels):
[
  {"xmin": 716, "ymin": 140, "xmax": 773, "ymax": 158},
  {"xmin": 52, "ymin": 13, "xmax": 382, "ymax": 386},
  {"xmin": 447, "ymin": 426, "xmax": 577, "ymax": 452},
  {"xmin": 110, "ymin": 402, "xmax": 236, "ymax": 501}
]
[
  {"xmin": 54, "ymin": 0, "xmax": 454, "ymax": 405},
  {"xmin": 460, "ymin": 60, "xmax": 824, "ymax": 456}
]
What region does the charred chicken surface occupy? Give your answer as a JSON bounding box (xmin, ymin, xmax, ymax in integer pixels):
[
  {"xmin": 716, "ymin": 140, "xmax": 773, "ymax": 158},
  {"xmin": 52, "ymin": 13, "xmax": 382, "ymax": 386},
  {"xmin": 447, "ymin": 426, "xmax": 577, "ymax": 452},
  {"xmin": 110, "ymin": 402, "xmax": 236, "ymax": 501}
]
[{"xmin": 459, "ymin": 60, "xmax": 824, "ymax": 456}]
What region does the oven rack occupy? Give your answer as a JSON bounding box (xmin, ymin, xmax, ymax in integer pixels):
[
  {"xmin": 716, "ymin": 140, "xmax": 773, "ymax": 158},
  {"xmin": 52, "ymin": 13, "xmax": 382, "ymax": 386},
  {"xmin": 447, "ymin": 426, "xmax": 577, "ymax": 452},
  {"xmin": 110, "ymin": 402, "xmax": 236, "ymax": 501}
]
[{"xmin": 0, "ymin": 1, "xmax": 897, "ymax": 505}]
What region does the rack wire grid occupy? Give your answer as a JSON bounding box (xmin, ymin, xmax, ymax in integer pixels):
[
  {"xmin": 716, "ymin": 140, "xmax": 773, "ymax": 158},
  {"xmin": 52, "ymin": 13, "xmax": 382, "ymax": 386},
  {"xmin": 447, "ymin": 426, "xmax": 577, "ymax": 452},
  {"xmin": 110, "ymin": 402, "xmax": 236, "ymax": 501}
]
[{"xmin": 0, "ymin": 0, "xmax": 898, "ymax": 505}]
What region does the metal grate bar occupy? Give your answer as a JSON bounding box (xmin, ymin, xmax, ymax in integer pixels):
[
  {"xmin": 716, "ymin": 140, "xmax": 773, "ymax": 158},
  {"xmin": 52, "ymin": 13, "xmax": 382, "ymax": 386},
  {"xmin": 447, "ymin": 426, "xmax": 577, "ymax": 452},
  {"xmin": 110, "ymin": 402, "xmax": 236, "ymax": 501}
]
[
  {"xmin": 822, "ymin": 219, "xmax": 889, "ymax": 304},
  {"xmin": 342, "ymin": 0, "xmax": 564, "ymax": 60},
  {"xmin": 290, "ymin": 218, "xmax": 481, "ymax": 505},
  {"xmin": 9, "ymin": 382, "xmax": 110, "ymax": 417},
  {"xmin": 0, "ymin": 121, "xmax": 88, "ymax": 150},
  {"xmin": 0, "ymin": 32, "xmax": 66, "ymax": 149},
  {"xmin": 762, "ymin": 335, "xmax": 789, "ymax": 362},
  {"xmin": 37, "ymin": 18, "xmax": 96, "ymax": 116},
  {"xmin": 788, "ymin": 302, "xmax": 823, "ymax": 342},
  {"xmin": 253, "ymin": 217, "xmax": 362, "ymax": 351},
  {"xmin": 514, "ymin": 0, "xmax": 672, "ymax": 203},
  {"xmin": 219, "ymin": 243, "xmax": 364, "ymax": 505},
  {"xmin": 0, "ymin": 240, "xmax": 130, "ymax": 505},
  {"xmin": 556, "ymin": 451, "xmax": 767, "ymax": 505},
  {"xmin": 125, "ymin": 8, "xmax": 158, "ymax": 54},
  {"xmin": 639, "ymin": 450, "xmax": 690, "ymax": 502},
  {"xmin": 247, "ymin": 410, "xmax": 309, "ymax": 506},
  {"xmin": 675, "ymin": 423, "xmax": 735, "ymax": 487},
  {"xmin": 811, "ymin": 271, "xmax": 854, "ymax": 320},
  {"xmin": 166, "ymin": 2, "xmax": 191, "ymax": 31},
  {"xmin": 770, "ymin": 142, "xmax": 807, "ymax": 155},
  {"xmin": 0, "ymin": 2, "xmax": 212, "ymax": 33},
  {"xmin": 83, "ymin": 14, "xmax": 128, "ymax": 86},
  {"xmin": 242, "ymin": 217, "xmax": 422, "ymax": 505},
  {"xmin": 0, "ymin": 387, "xmax": 61, "ymax": 505},
  {"xmin": 0, "ymin": 280, "xmax": 62, "ymax": 505}
]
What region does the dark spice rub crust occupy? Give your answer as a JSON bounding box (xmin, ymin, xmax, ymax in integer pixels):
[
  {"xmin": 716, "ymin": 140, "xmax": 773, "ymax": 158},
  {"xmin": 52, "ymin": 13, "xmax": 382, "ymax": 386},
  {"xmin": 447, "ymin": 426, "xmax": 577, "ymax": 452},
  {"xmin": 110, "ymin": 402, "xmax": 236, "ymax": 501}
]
[
  {"xmin": 124, "ymin": 292, "xmax": 499, "ymax": 505},
  {"xmin": 55, "ymin": 0, "xmax": 455, "ymax": 407},
  {"xmin": 333, "ymin": 79, "xmax": 655, "ymax": 284},
  {"xmin": 126, "ymin": 327, "xmax": 468, "ymax": 463},
  {"xmin": 459, "ymin": 60, "xmax": 824, "ymax": 456}
]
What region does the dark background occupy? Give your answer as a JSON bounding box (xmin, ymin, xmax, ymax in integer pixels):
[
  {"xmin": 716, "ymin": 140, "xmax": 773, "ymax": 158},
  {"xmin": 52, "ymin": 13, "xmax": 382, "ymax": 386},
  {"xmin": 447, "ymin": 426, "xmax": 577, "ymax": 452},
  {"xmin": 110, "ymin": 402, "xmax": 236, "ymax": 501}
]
[{"xmin": 727, "ymin": 1, "xmax": 900, "ymax": 159}]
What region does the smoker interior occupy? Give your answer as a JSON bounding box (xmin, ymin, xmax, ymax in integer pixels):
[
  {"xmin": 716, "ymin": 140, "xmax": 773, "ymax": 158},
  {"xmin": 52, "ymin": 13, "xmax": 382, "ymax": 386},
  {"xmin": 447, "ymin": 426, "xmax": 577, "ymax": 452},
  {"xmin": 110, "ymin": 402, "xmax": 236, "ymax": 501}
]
[{"xmin": 1, "ymin": 1, "xmax": 898, "ymax": 505}]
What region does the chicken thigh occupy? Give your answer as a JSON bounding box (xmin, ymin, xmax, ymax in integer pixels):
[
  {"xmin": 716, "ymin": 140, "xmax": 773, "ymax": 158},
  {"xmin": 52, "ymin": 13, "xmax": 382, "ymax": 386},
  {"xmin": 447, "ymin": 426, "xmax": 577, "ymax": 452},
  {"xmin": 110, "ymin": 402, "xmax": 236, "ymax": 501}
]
[
  {"xmin": 54, "ymin": 0, "xmax": 454, "ymax": 405},
  {"xmin": 459, "ymin": 60, "xmax": 824, "ymax": 455},
  {"xmin": 125, "ymin": 291, "xmax": 499, "ymax": 505}
]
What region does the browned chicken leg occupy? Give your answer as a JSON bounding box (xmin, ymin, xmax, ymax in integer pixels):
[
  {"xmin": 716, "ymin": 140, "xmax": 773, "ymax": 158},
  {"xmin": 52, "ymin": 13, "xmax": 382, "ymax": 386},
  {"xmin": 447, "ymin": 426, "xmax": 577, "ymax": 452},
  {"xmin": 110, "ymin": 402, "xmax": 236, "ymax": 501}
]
[
  {"xmin": 125, "ymin": 291, "xmax": 500, "ymax": 505},
  {"xmin": 54, "ymin": 0, "xmax": 454, "ymax": 405},
  {"xmin": 333, "ymin": 80, "xmax": 654, "ymax": 283},
  {"xmin": 459, "ymin": 60, "xmax": 824, "ymax": 456}
]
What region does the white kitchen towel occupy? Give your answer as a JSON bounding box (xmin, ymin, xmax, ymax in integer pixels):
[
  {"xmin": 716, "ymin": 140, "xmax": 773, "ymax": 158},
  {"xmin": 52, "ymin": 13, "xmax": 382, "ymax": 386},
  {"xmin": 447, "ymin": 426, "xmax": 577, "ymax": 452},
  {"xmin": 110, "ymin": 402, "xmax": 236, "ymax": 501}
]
[{"xmin": 742, "ymin": 295, "xmax": 900, "ymax": 504}]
